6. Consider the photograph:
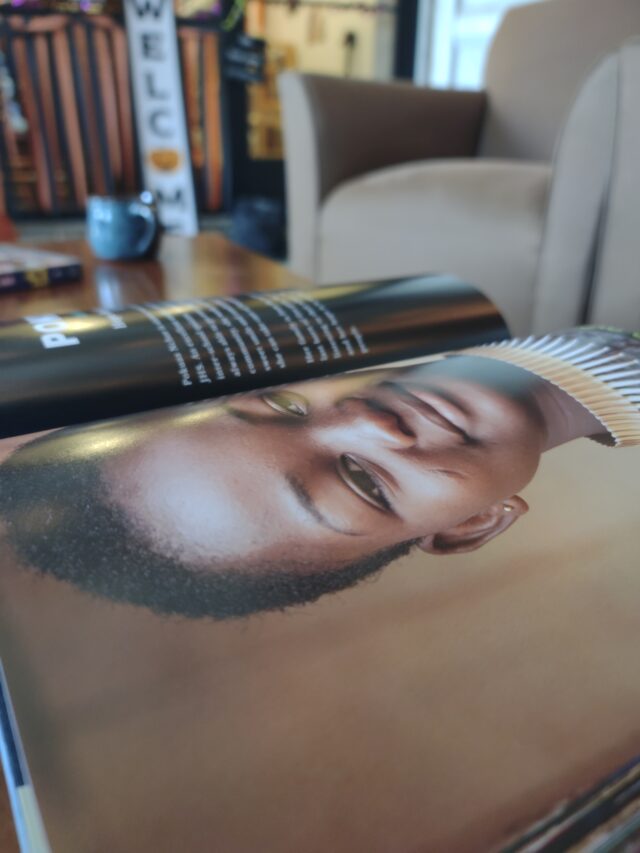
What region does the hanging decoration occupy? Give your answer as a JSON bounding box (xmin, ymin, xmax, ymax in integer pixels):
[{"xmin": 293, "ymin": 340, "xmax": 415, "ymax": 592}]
[
  {"xmin": 0, "ymin": 0, "xmax": 121, "ymax": 11},
  {"xmin": 306, "ymin": 7, "xmax": 325, "ymax": 43},
  {"xmin": 248, "ymin": 0, "xmax": 396, "ymax": 11},
  {"xmin": 175, "ymin": 0, "xmax": 222, "ymax": 17},
  {"xmin": 0, "ymin": 49, "xmax": 27, "ymax": 135}
]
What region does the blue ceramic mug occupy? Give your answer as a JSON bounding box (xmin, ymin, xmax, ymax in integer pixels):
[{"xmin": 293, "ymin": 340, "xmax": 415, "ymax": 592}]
[{"xmin": 87, "ymin": 193, "xmax": 160, "ymax": 261}]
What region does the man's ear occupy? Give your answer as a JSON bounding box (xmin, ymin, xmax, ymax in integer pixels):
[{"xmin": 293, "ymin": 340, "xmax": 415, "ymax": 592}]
[{"xmin": 419, "ymin": 495, "xmax": 529, "ymax": 555}]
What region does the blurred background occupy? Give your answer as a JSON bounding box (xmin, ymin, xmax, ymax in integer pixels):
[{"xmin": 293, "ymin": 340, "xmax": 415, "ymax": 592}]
[{"xmin": 0, "ymin": 0, "xmax": 538, "ymax": 235}]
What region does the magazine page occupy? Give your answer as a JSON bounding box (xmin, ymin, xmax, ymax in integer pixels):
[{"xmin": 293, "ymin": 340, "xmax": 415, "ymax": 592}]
[
  {"xmin": 0, "ymin": 277, "xmax": 506, "ymax": 438},
  {"xmin": 0, "ymin": 328, "xmax": 639, "ymax": 852}
]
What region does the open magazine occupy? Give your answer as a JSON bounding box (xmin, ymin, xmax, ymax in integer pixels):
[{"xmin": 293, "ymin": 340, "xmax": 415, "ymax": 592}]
[{"xmin": 0, "ymin": 276, "xmax": 639, "ymax": 852}]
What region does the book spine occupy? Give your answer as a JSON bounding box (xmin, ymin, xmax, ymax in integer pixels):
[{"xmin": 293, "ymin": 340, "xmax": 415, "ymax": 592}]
[
  {"xmin": 0, "ymin": 263, "xmax": 83, "ymax": 293},
  {"xmin": 0, "ymin": 276, "xmax": 508, "ymax": 438},
  {"xmin": 0, "ymin": 664, "xmax": 52, "ymax": 853}
]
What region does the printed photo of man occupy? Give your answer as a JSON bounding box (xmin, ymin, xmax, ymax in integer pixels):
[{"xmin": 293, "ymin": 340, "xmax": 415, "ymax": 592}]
[{"xmin": 1, "ymin": 327, "xmax": 639, "ymax": 620}]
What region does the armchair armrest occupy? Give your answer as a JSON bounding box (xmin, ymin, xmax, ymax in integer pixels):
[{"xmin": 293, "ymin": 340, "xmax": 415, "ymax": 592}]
[{"xmin": 278, "ymin": 72, "xmax": 486, "ymax": 277}]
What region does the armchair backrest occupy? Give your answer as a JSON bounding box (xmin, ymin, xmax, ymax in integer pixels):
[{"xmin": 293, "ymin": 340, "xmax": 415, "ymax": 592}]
[
  {"xmin": 481, "ymin": 0, "xmax": 640, "ymax": 162},
  {"xmin": 587, "ymin": 39, "xmax": 640, "ymax": 329},
  {"xmin": 533, "ymin": 39, "xmax": 640, "ymax": 332}
]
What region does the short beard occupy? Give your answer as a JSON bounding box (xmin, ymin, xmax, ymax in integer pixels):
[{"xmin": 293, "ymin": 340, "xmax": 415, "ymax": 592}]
[{"xmin": 0, "ymin": 429, "xmax": 417, "ymax": 620}]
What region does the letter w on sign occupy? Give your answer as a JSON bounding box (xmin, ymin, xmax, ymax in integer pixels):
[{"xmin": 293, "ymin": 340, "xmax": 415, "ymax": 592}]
[{"xmin": 127, "ymin": 0, "xmax": 168, "ymax": 18}]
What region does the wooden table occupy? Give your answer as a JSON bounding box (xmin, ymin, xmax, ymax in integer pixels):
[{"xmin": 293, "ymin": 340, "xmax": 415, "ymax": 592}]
[
  {"xmin": 0, "ymin": 233, "xmax": 305, "ymax": 853},
  {"xmin": 0, "ymin": 233, "xmax": 306, "ymax": 324}
]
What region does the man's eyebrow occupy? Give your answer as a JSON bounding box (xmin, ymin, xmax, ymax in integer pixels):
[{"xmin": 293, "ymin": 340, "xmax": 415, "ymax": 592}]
[{"xmin": 285, "ymin": 473, "xmax": 363, "ymax": 537}]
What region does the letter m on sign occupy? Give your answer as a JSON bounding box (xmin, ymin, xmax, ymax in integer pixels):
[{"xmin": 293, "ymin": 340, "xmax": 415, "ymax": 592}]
[{"xmin": 127, "ymin": 0, "xmax": 168, "ymax": 18}]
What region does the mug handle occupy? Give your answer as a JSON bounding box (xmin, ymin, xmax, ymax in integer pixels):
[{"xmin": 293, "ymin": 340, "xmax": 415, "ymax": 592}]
[{"xmin": 130, "ymin": 201, "xmax": 158, "ymax": 257}]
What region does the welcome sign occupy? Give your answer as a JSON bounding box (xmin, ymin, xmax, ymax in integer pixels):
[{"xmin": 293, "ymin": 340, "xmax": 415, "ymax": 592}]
[{"xmin": 124, "ymin": 0, "xmax": 199, "ymax": 236}]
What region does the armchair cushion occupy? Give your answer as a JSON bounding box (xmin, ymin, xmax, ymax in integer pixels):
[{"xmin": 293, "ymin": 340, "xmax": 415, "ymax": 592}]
[
  {"xmin": 317, "ymin": 159, "xmax": 551, "ymax": 334},
  {"xmin": 278, "ymin": 72, "xmax": 486, "ymax": 277}
]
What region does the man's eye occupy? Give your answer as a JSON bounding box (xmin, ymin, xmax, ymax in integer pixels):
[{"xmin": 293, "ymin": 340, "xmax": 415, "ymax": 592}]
[
  {"xmin": 261, "ymin": 390, "xmax": 310, "ymax": 417},
  {"xmin": 337, "ymin": 454, "xmax": 391, "ymax": 512}
]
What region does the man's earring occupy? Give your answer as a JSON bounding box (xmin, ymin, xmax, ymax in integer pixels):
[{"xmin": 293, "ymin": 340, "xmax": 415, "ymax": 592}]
[{"xmin": 503, "ymin": 503, "xmax": 514, "ymax": 512}]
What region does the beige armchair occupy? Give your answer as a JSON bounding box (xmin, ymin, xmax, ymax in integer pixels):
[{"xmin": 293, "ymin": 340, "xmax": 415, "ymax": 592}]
[{"xmin": 278, "ymin": 0, "xmax": 640, "ymax": 334}]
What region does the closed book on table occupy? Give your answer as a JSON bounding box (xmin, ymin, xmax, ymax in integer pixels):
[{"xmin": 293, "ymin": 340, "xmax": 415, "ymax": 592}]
[{"xmin": 0, "ymin": 245, "xmax": 82, "ymax": 293}]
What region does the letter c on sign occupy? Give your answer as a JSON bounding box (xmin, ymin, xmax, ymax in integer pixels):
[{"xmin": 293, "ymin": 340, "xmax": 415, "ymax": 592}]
[{"xmin": 150, "ymin": 109, "xmax": 173, "ymax": 138}]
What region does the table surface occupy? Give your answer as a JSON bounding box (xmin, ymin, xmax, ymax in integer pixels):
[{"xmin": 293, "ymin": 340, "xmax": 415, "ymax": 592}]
[
  {"xmin": 0, "ymin": 233, "xmax": 304, "ymax": 853},
  {"xmin": 0, "ymin": 233, "xmax": 306, "ymax": 325}
]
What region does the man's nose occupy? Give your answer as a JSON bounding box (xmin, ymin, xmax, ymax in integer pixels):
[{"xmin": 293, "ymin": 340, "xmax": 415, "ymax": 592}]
[{"xmin": 322, "ymin": 397, "xmax": 417, "ymax": 448}]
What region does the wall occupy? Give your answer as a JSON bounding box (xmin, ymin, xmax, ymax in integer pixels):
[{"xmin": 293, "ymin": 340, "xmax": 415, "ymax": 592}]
[
  {"xmin": 415, "ymin": 0, "xmax": 547, "ymax": 88},
  {"xmin": 246, "ymin": 0, "xmax": 396, "ymax": 81}
]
